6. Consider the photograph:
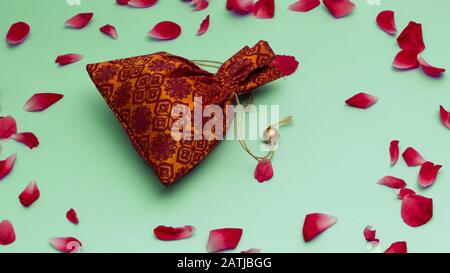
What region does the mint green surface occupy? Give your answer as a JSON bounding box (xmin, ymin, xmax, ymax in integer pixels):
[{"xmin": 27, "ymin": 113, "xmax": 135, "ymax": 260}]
[{"xmin": 0, "ymin": 0, "xmax": 449, "ymax": 253}]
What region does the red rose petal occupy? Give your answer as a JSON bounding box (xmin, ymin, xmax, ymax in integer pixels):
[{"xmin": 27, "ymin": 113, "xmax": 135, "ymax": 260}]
[
  {"xmin": 117, "ymin": 0, "xmax": 130, "ymax": 5},
  {"xmin": 384, "ymin": 241, "xmax": 407, "ymax": 253},
  {"xmin": 6, "ymin": 22, "xmax": 30, "ymax": 45},
  {"xmin": 389, "ymin": 140, "xmax": 400, "ymax": 166},
  {"xmin": 197, "ymin": 15, "xmax": 210, "ymax": 35},
  {"xmin": 252, "ymin": 0, "xmax": 275, "ymax": 19},
  {"xmin": 323, "ymin": 0, "xmax": 355, "ymax": 18},
  {"xmin": 149, "ymin": 21, "xmax": 181, "ymax": 40},
  {"xmin": 303, "ymin": 213, "xmax": 337, "ymax": 242},
  {"xmin": 0, "ymin": 220, "xmax": 16, "ymax": 245},
  {"xmin": 128, "ymin": 0, "xmax": 158, "ymax": 8},
  {"xmin": 363, "ymin": 226, "xmax": 379, "ymax": 243},
  {"xmin": 345, "ymin": 92, "xmax": 378, "ymax": 109},
  {"xmin": 397, "ymin": 21, "xmax": 425, "ymax": 53},
  {"xmin": 227, "ymin": 0, "xmax": 254, "ymax": 14},
  {"xmin": 50, "ymin": 237, "xmax": 82, "ymax": 253},
  {"xmin": 55, "ymin": 54, "xmax": 83, "ymax": 66},
  {"xmin": 271, "ymin": 55, "xmax": 299, "ymax": 76},
  {"xmin": 66, "ymin": 208, "xmax": 79, "ymax": 225},
  {"xmin": 12, "ymin": 132, "xmax": 39, "ymax": 149},
  {"xmin": 207, "ymin": 228, "xmax": 243, "ymax": 252},
  {"xmin": 254, "ymin": 159, "xmax": 273, "ymax": 183},
  {"xmin": 397, "ymin": 188, "xmax": 416, "ymax": 200},
  {"xmin": 440, "ymin": 105, "xmax": 450, "ymax": 129},
  {"xmin": 401, "ymin": 194, "xmax": 433, "ymax": 227},
  {"xmin": 418, "ymin": 161, "xmax": 442, "ymax": 188},
  {"xmin": 0, "ymin": 154, "xmax": 17, "ymax": 181},
  {"xmin": 193, "ymin": 0, "xmax": 209, "ymax": 11},
  {"xmin": 0, "ymin": 116, "xmax": 17, "ymax": 139},
  {"xmin": 393, "ymin": 50, "xmax": 419, "ymax": 70},
  {"xmin": 402, "ymin": 147, "xmax": 426, "ymax": 167},
  {"xmin": 241, "ymin": 248, "xmax": 261, "ymax": 253},
  {"xmin": 23, "ymin": 93, "xmax": 63, "ymax": 112},
  {"xmin": 19, "ymin": 180, "xmax": 40, "ymax": 207},
  {"xmin": 417, "ymin": 55, "xmax": 446, "ymax": 78},
  {"xmin": 65, "ymin": 13, "xmax": 93, "ymax": 29},
  {"xmin": 377, "ymin": 176, "xmax": 407, "ymax": 189},
  {"xmin": 288, "ymin": 0, "xmax": 320, "ymax": 12},
  {"xmin": 99, "ymin": 24, "xmax": 118, "ymax": 40},
  {"xmin": 376, "ymin": 10, "xmax": 396, "ymax": 35},
  {"xmin": 153, "ymin": 225, "xmax": 195, "ymax": 241}
]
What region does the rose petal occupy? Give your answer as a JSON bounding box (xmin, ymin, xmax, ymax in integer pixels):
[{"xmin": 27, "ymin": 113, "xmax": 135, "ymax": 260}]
[
  {"xmin": 377, "ymin": 176, "xmax": 407, "ymax": 189},
  {"xmin": 148, "ymin": 21, "xmax": 181, "ymax": 40},
  {"xmin": 207, "ymin": 228, "xmax": 243, "ymax": 252},
  {"xmin": 323, "ymin": 0, "xmax": 355, "ymax": 18},
  {"xmin": 0, "ymin": 220, "xmax": 16, "ymax": 245},
  {"xmin": 401, "ymin": 194, "xmax": 433, "ymax": 227},
  {"xmin": 252, "ymin": 0, "xmax": 275, "ymax": 19},
  {"xmin": 193, "ymin": 0, "xmax": 209, "ymax": 11},
  {"xmin": 0, "ymin": 116, "xmax": 17, "ymax": 139},
  {"xmin": 397, "ymin": 188, "xmax": 416, "ymax": 200},
  {"xmin": 303, "ymin": 213, "xmax": 337, "ymax": 242},
  {"xmin": 23, "ymin": 93, "xmax": 63, "ymax": 112},
  {"xmin": 376, "ymin": 10, "xmax": 396, "ymax": 35},
  {"xmin": 66, "ymin": 208, "xmax": 79, "ymax": 225},
  {"xmin": 128, "ymin": 0, "xmax": 158, "ymax": 8},
  {"xmin": 99, "ymin": 24, "xmax": 118, "ymax": 40},
  {"xmin": 241, "ymin": 248, "xmax": 261, "ymax": 253},
  {"xmin": 153, "ymin": 225, "xmax": 195, "ymax": 241},
  {"xmin": 384, "ymin": 241, "xmax": 407, "ymax": 253},
  {"xmin": 19, "ymin": 180, "xmax": 40, "ymax": 207},
  {"xmin": 197, "ymin": 15, "xmax": 210, "ymax": 35},
  {"xmin": 402, "ymin": 147, "xmax": 426, "ymax": 167},
  {"xmin": 117, "ymin": 0, "xmax": 130, "ymax": 5},
  {"xmin": 254, "ymin": 159, "xmax": 273, "ymax": 183},
  {"xmin": 6, "ymin": 22, "xmax": 30, "ymax": 45},
  {"xmin": 418, "ymin": 161, "xmax": 442, "ymax": 188},
  {"xmin": 288, "ymin": 0, "xmax": 320, "ymax": 12},
  {"xmin": 393, "ymin": 50, "xmax": 419, "ymax": 70},
  {"xmin": 65, "ymin": 13, "xmax": 93, "ymax": 29},
  {"xmin": 397, "ymin": 21, "xmax": 425, "ymax": 53},
  {"xmin": 11, "ymin": 132, "xmax": 39, "ymax": 149},
  {"xmin": 55, "ymin": 54, "xmax": 83, "ymax": 66},
  {"xmin": 440, "ymin": 105, "xmax": 450, "ymax": 129},
  {"xmin": 50, "ymin": 237, "xmax": 82, "ymax": 253},
  {"xmin": 363, "ymin": 226, "xmax": 379, "ymax": 243},
  {"xmin": 345, "ymin": 92, "xmax": 378, "ymax": 109},
  {"xmin": 417, "ymin": 55, "xmax": 446, "ymax": 78},
  {"xmin": 389, "ymin": 140, "xmax": 400, "ymax": 166},
  {"xmin": 271, "ymin": 55, "xmax": 299, "ymax": 76},
  {"xmin": 226, "ymin": 0, "xmax": 254, "ymax": 14},
  {"xmin": 0, "ymin": 154, "xmax": 17, "ymax": 181}
]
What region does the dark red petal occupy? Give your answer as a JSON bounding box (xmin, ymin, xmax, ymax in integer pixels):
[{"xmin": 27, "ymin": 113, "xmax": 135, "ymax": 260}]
[
  {"xmin": 376, "ymin": 10, "xmax": 396, "ymax": 35},
  {"xmin": 12, "ymin": 132, "xmax": 39, "ymax": 149},
  {"xmin": 6, "ymin": 22, "xmax": 30, "ymax": 45},
  {"xmin": 193, "ymin": 0, "xmax": 209, "ymax": 11},
  {"xmin": 401, "ymin": 194, "xmax": 433, "ymax": 227},
  {"xmin": 303, "ymin": 213, "xmax": 337, "ymax": 242},
  {"xmin": 99, "ymin": 24, "xmax": 118, "ymax": 40},
  {"xmin": 252, "ymin": 0, "xmax": 275, "ymax": 19},
  {"xmin": 393, "ymin": 50, "xmax": 419, "ymax": 70},
  {"xmin": 149, "ymin": 21, "xmax": 181, "ymax": 40},
  {"xmin": 241, "ymin": 248, "xmax": 261, "ymax": 253},
  {"xmin": 397, "ymin": 21, "xmax": 425, "ymax": 53},
  {"xmin": 345, "ymin": 92, "xmax": 378, "ymax": 109},
  {"xmin": 402, "ymin": 147, "xmax": 426, "ymax": 167},
  {"xmin": 389, "ymin": 140, "xmax": 400, "ymax": 166},
  {"xmin": 19, "ymin": 180, "xmax": 40, "ymax": 207},
  {"xmin": 117, "ymin": 0, "xmax": 130, "ymax": 5},
  {"xmin": 377, "ymin": 176, "xmax": 407, "ymax": 189},
  {"xmin": 197, "ymin": 15, "xmax": 210, "ymax": 35},
  {"xmin": 418, "ymin": 161, "xmax": 442, "ymax": 188},
  {"xmin": 153, "ymin": 225, "xmax": 195, "ymax": 241},
  {"xmin": 397, "ymin": 188, "xmax": 416, "ymax": 200},
  {"xmin": 23, "ymin": 93, "xmax": 63, "ymax": 112},
  {"xmin": 0, "ymin": 154, "xmax": 17, "ymax": 181},
  {"xmin": 363, "ymin": 226, "xmax": 379, "ymax": 243},
  {"xmin": 227, "ymin": 0, "xmax": 254, "ymax": 14},
  {"xmin": 417, "ymin": 55, "xmax": 446, "ymax": 78},
  {"xmin": 55, "ymin": 54, "xmax": 83, "ymax": 66},
  {"xmin": 440, "ymin": 105, "xmax": 450, "ymax": 129},
  {"xmin": 66, "ymin": 209, "xmax": 79, "ymax": 225},
  {"xmin": 128, "ymin": 0, "xmax": 158, "ymax": 8},
  {"xmin": 323, "ymin": 0, "xmax": 355, "ymax": 18},
  {"xmin": 288, "ymin": 0, "xmax": 320, "ymax": 12},
  {"xmin": 254, "ymin": 159, "xmax": 274, "ymax": 183},
  {"xmin": 0, "ymin": 116, "xmax": 17, "ymax": 139},
  {"xmin": 50, "ymin": 237, "xmax": 82, "ymax": 253},
  {"xmin": 207, "ymin": 228, "xmax": 243, "ymax": 252},
  {"xmin": 384, "ymin": 241, "xmax": 407, "ymax": 253},
  {"xmin": 0, "ymin": 220, "xmax": 16, "ymax": 245},
  {"xmin": 271, "ymin": 55, "xmax": 299, "ymax": 76},
  {"xmin": 65, "ymin": 13, "xmax": 93, "ymax": 29}
]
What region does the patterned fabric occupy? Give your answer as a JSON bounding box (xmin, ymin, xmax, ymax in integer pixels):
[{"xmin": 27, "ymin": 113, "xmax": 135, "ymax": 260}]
[{"xmin": 86, "ymin": 40, "xmax": 284, "ymax": 185}]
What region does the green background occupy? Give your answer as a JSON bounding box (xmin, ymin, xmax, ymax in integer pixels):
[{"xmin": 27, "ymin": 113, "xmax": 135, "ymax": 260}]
[{"xmin": 0, "ymin": 0, "xmax": 449, "ymax": 253}]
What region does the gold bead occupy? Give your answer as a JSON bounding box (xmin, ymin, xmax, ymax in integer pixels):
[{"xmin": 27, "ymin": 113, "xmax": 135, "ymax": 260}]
[{"xmin": 263, "ymin": 127, "xmax": 279, "ymax": 144}]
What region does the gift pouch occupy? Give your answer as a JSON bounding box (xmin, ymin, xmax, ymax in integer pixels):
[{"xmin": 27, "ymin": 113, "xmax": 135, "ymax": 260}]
[{"xmin": 86, "ymin": 40, "xmax": 284, "ymax": 185}]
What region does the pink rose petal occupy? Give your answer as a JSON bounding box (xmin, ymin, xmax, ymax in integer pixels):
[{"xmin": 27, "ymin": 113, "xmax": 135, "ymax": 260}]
[
  {"xmin": 271, "ymin": 55, "xmax": 299, "ymax": 76},
  {"xmin": 402, "ymin": 147, "xmax": 426, "ymax": 167},
  {"xmin": 50, "ymin": 237, "xmax": 82, "ymax": 253},
  {"xmin": 303, "ymin": 213, "xmax": 337, "ymax": 242},
  {"xmin": 6, "ymin": 22, "xmax": 30, "ymax": 45},
  {"xmin": 384, "ymin": 241, "xmax": 407, "ymax": 253},
  {"xmin": 393, "ymin": 50, "xmax": 419, "ymax": 70},
  {"xmin": 397, "ymin": 188, "xmax": 416, "ymax": 200},
  {"xmin": 389, "ymin": 140, "xmax": 400, "ymax": 166},
  {"xmin": 66, "ymin": 208, "xmax": 79, "ymax": 225},
  {"xmin": 99, "ymin": 24, "xmax": 118, "ymax": 40},
  {"xmin": 288, "ymin": 0, "xmax": 320, "ymax": 12},
  {"xmin": 345, "ymin": 92, "xmax": 378, "ymax": 109},
  {"xmin": 323, "ymin": 0, "xmax": 355, "ymax": 18},
  {"xmin": 227, "ymin": 0, "xmax": 254, "ymax": 14},
  {"xmin": 55, "ymin": 54, "xmax": 83, "ymax": 66},
  {"xmin": 207, "ymin": 228, "xmax": 243, "ymax": 252},
  {"xmin": 149, "ymin": 21, "xmax": 181, "ymax": 40},
  {"xmin": 0, "ymin": 116, "xmax": 17, "ymax": 139},
  {"xmin": 197, "ymin": 15, "xmax": 210, "ymax": 35},
  {"xmin": 397, "ymin": 21, "xmax": 425, "ymax": 53},
  {"xmin": 417, "ymin": 55, "xmax": 446, "ymax": 78},
  {"xmin": 153, "ymin": 225, "xmax": 195, "ymax": 241},
  {"xmin": 252, "ymin": 0, "xmax": 275, "ymax": 19},
  {"xmin": 117, "ymin": 0, "xmax": 130, "ymax": 5},
  {"xmin": 376, "ymin": 10, "xmax": 396, "ymax": 35},
  {"xmin": 193, "ymin": 0, "xmax": 209, "ymax": 11},
  {"xmin": 23, "ymin": 93, "xmax": 63, "ymax": 112},
  {"xmin": 0, "ymin": 220, "xmax": 16, "ymax": 245},
  {"xmin": 440, "ymin": 105, "xmax": 450, "ymax": 129},
  {"xmin": 19, "ymin": 180, "xmax": 40, "ymax": 207},
  {"xmin": 418, "ymin": 161, "xmax": 442, "ymax": 188},
  {"xmin": 128, "ymin": 0, "xmax": 158, "ymax": 8},
  {"xmin": 377, "ymin": 176, "xmax": 407, "ymax": 189},
  {"xmin": 0, "ymin": 154, "xmax": 17, "ymax": 181},
  {"xmin": 65, "ymin": 13, "xmax": 94, "ymax": 29},
  {"xmin": 363, "ymin": 225, "xmax": 379, "ymax": 243},
  {"xmin": 254, "ymin": 159, "xmax": 273, "ymax": 183},
  {"xmin": 401, "ymin": 194, "xmax": 433, "ymax": 227},
  {"xmin": 12, "ymin": 132, "xmax": 39, "ymax": 149}
]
